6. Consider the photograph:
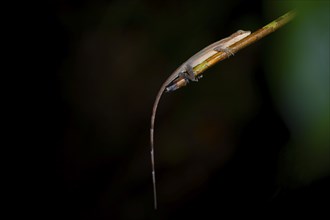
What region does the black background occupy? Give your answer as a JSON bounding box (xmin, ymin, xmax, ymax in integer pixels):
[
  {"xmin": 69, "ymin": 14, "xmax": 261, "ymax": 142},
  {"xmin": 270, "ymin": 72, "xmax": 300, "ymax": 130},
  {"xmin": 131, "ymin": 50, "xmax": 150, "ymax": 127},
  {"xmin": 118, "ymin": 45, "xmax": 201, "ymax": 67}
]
[{"xmin": 14, "ymin": 0, "xmax": 329, "ymax": 219}]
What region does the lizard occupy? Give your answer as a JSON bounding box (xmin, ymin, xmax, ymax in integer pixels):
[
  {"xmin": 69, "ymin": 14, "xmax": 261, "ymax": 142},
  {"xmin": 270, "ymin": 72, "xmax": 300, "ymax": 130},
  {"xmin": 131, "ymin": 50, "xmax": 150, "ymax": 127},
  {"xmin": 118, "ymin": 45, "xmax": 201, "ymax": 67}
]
[{"xmin": 150, "ymin": 30, "xmax": 251, "ymax": 209}]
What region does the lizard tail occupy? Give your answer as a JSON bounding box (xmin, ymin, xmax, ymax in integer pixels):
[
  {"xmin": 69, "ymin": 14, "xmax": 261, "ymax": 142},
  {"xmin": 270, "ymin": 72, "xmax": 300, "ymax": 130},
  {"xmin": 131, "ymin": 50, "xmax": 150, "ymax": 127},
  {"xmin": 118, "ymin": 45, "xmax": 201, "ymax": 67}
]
[{"xmin": 150, "ymin": 85, "xmax": 166, "ymax": 210}]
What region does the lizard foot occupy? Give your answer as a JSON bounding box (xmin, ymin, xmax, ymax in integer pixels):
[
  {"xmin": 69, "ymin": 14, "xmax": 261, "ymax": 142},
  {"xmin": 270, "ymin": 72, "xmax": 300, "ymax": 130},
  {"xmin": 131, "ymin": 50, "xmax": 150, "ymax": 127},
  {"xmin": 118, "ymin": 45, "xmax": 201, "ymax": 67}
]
[{"xmin": 213, "ymin": 47, "xmax": 234, "ymax": 57}]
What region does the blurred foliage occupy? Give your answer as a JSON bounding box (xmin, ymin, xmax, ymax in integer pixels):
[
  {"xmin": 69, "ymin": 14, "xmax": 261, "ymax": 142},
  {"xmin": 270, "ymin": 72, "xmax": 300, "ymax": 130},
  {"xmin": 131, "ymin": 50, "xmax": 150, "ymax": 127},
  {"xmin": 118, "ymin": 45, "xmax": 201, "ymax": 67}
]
[{"xmin": 266, "ymin": 0, "xmax": 329, "ymax": 187}]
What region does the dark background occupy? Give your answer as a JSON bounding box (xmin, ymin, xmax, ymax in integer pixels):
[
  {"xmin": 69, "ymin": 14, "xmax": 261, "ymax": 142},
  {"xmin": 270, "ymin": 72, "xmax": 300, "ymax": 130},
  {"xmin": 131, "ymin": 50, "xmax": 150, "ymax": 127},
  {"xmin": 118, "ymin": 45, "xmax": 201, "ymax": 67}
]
[{"xmin": 19, "ymin": 0, "xmax": 329, "ymax": 219}]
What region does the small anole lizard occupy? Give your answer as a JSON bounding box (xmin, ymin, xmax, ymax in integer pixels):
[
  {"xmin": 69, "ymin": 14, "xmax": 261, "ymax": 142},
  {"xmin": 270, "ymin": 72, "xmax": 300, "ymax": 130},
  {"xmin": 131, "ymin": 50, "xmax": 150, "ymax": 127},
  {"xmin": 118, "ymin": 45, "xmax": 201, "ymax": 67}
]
[{"xmin": 150, "ymin": 30, "xmax": 251, "ymax": 209}]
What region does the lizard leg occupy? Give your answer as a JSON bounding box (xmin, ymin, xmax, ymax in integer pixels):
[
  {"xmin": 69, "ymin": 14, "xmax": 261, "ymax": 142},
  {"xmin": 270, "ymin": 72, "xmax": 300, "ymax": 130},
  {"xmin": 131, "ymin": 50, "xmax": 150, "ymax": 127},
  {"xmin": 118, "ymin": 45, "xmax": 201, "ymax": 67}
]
[
  {"xmin": 185, "ymin": 65, "xmax": 199, "ymax": 82},
  {"xmin": 186, "ymin": 64, "xmax": 204, "ymax": 81},
  {"xmin": 213, "ymin": 46, "xmax": 234, "ymax": 57},
  {"xmin": 178, "ymin": 65, "xmax": 201, "ymax": 82}
]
